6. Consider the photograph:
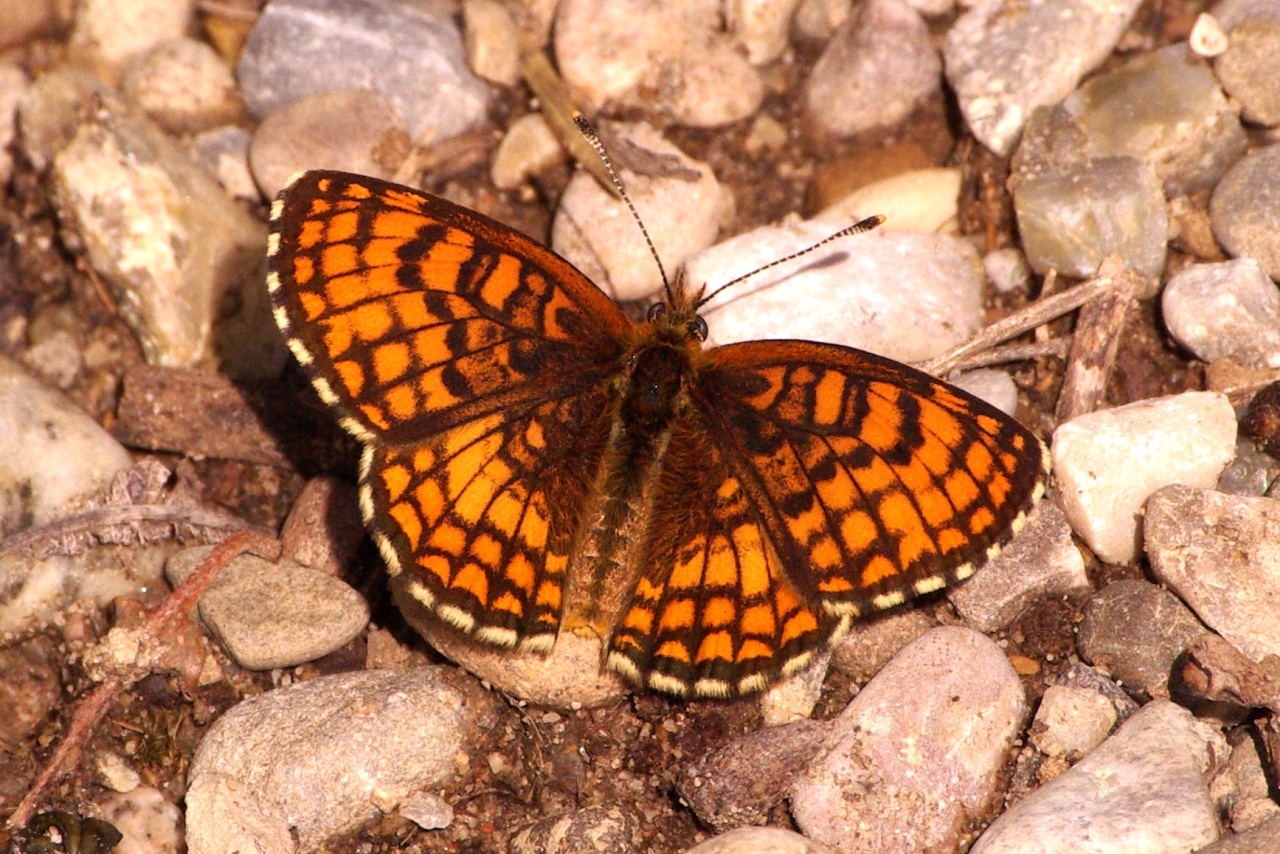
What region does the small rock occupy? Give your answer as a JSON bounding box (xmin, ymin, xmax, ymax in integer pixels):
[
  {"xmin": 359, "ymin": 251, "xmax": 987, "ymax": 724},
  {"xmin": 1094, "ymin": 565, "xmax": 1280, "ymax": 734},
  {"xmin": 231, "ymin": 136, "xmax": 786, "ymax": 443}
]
[
  {"xmin": 1053, "ymin": 662, "xmax": 1141, "ymax": 721},
  {"xmin": 189, "ymin": 125, "xmax": 257, "ymax": 201},
  {"xmin": 984, "ymin": 247, "xmax": 1033, "ymax": 294},
  {"xmin": 943, "ymin": 0, "xmax": 1143, "ymax": 156},
  {"xmin": 279, "ymin": 476, "xmax": 364, "ymax": 576},
  {"xmin": 816, "ymin": 167, "xmax": 961, "ymax": 234},
  {"xmin": 950, "ymin": 369, "xmax": 1021, "ymax": 416},
  {"xmin": 491, "ymin": 113, "xmax": 565, "ymax": 191},
  {"xmin": 679, "ymin": 718, "xmax": 828, "ymax": 832},
  {"xmin": 1051, "ymin": 391, "xmax": 1237, "ymax": 563},
  {"xmin": 1215, "ymin": 15, "xmax": 1280, "ymax": 127},
  {"xmin": 462, "ymin": 0, "xmax": 521, "ymax": 87},
  {"xmin": 398, "ymin": 790, "xmax": 455, "ymax": 831},
  {"xmin": 727, "ymin": 0, "xmax": 799, "ymax": 65},
  {"xmin": 120, "ymin": 38, "xmax": 244, "ymax": 135},
  {"xmin": 185, "ymin": 668, "xmax": 499, "ymax": 853},
  {"xmin": 1210, "ymin": 143, "xmax": 1280, "ymax": 281},
  {"xmin": 969, "ymin": 701, "xmax": 1220, "ymax": 853},
  {"xmin": 683, "ymin": 826, "xmax": 839, "ymax": 853},
  {"xmin": 1061, "ymin": 43, "xmax": 1246, "ymax": 195},
  {"xmin": 804, "ymin": 0, "xmax": 940, "ymax": 139},
  {"xmin": 1076, "ymin": 579, "xmax": 1208, "ymax": 699},
  {"xmin": 551, "ymin": 123, "xmax": 722, "ymax": 302},
  {"xmin": 68, "ymin": 0, "xmax": 193, "ymax": 84},
  {"xmin": 791, "ymin": 627, "xmax": 1027, "ymax": 852},
  {"xmin": 759, "ymin": 650, "xmax": 830, "ymax": 726},
  {"xmin": 688, "ymin": 227, "xmax": 984, "ymax": 363},
  {"xmin": 554, "ymin": 0, "xmax": 763, "ymax": 128},
  {"xmin": 949, "ymin": 501, "xmax": 1090, "ymax": 633},
  {"xmin": 249, "ymin": 89, "xmax": 409, "ymax": 200},
  {"xmin": 794, "ymin": 0, "xmax": 852, "ymax": 42},
  {"xmin": 1012, "ymin": 155, "xmax": 1168, "ymax": 278},
  {"xmin": 36, "ymin": 70, "xmax": 285, "ymax": 380},
  {"xmin": 830, "ymin": 608, "xmax": 934, "ymax": 684},
  {"xmin": 1222, "ymin": 731, "xmax": 1280, "ymax": 831},
  {"xmin": 1146, "ymin": 484, "xmax": 1280, "ymax": 663},
  {"xmin": 1028, "ymin": 685, "xmax": 1117, "ymax": 759},
  {"xmin": 96, "ymin": 752, "xmax": 142, "ymax": 793},
  {"xmin": 237, "ymin": 0, "xmax": 490, "ymax": 144},
  {"xmin": 97, "ymin": 786, "xmax": 183, "ymax": 854},
  {"xmin": 510, "ymin": 806, "xmax": 642, "ymax": 854},
  {"xmin": 1163, "ymin": 258, "xmax": 1280, "ymax": 369},
  {"xmin": 166, "ymin": 545, "xmax": 369, "ymax": 671}
]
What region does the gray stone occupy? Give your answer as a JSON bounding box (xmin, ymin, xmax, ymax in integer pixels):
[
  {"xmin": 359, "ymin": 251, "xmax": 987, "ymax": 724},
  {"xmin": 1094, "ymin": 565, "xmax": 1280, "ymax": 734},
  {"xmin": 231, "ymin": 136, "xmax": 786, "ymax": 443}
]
[
  {"xmin": 943, "ymin": 0, "xmax": 1142, "ymax": 156},
  {"xmin": 1163, "ymin": 258, "xmax": 1280, "ymax": 369},
  {"xmin": 791, "ymin": 627, "xmax": 1027, "ymax": 852},
  {"xmin": 236, "ymin": 0, "xmax": 490, "ymax": 144},
  {"xmin": 185, "ymin": 668, "xmax": 499, "ymax": 853},
  {"xmin": 804, "ymin": 0, "xmax": 939, "ymax": 138},
  {"xmin": 949, "ymin": 501, "xmax": 1089, "ymax": 633},
  {"xmin": 166, "ymin": 545, "xmax": 369, "ymax": 671},
  {"xmin": 1013, "ymin": 155, "xmax": 1168, "ymax": 278},
  {"xmin": 1051, "ymin": 391, "xmax": 1237, "ymax": 564},
  {"xmin": 1211, "ymin": 143, "xmax": 1280, "ymax": 282},
  {"xmin": 970, "ymin": 701, "xmax": 1220, "ymax": 853},
  {"xmin": 679, "ymin": 718, "xmax": 829, "ymax": 832},
  {"xmin": 1077, "ymin": 579, "xmax": 1207, "ymax": 700},
  {"xmin": 1215, "ymin": 15, "xmax": 1280, "ymax": 127},
  {"xmin": 1146, "ymin": 485, "xmax": 1280, "ymax": 663}
]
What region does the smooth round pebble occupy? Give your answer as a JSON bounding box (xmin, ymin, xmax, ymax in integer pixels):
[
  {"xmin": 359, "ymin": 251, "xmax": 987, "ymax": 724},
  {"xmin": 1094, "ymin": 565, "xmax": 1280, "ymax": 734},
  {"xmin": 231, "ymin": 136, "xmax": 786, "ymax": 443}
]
[
  {"xmin": 791, "ymin": 627, "xmax": 1027, "ymax": 852},
  {"xmin": 185, "ymin": 668, "xmax": 499, "ymax": 853},
  {"xmin": 491, "ymin": 113, "xmax": 565, "ymax": 191},
  {"xmin": 970, "ymin": 701, "xmax": 1220, "ymax": 853},
  {"xmin": 1210, "ymin": 143, "xmax": 1280, "ymax": 281},
  {"xmin": 551, "ymin": 123, "xmax": 722, "ymax": 302},
  {"xmin": 1163, "ymin": 258, "xmax": 1280, "ymax": 369},
  {"xmin": 816, "ymin": 167, "xmax": 961, "ymax": 234},
  {"xmin": 1051, "ymin": 391, "xmax": 1237, "ymax": 563},
  {"xmin": 1146, "ymin": 484, "xmax": 1280, "ymax": 663},
  {"xmin": 249, "ymin": 89, "xmax": 408, "ymax": 200},
  {"xmin": 688, "ymin": 226, "xmax": 984, "ymax": 363},
  {"xmin": 1076, "ymin": 579, "xmax": 1208, "ymax": 700},
  {"xmin": 461, "ymin": 0, "xmax": 521, "ymax": 87},
  {"xmin": 166, "ymin": 545, "xmax": 369, "ymax": 671},
  {"xmin": 236, "ymin": 0, "xmax": 489, "ymax": 143},
  {"xmin": 278, "ymin": 476, "xmax": 364, "ymax": 576},
  {"xmin": 1215, "ymin": 15, "xmax": 1280, "ymax": 127},
  {"xmin": 727, "ymin": 0, "xmax": 799, "ymax": 65}
]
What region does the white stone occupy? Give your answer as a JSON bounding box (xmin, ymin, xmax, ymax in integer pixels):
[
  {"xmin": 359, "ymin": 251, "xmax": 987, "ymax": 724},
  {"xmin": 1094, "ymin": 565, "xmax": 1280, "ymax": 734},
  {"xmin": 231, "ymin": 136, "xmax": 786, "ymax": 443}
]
[
  {"xmin": 817, "ymin": 167, "xmax": 961, "ymax": 234},
  {"xmin": 1051, "ymin": 391, "xmax": 1237, "ymax": 563},
  {"xmin": 1163, "ymin": 257, "xmax": 1280, "ymax": 369}
]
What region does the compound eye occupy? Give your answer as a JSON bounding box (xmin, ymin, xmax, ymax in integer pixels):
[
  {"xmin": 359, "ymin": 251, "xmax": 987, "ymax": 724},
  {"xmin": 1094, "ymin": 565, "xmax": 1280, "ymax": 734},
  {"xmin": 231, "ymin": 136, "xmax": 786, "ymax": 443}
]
[
  {"xmin": 688, "ymin": 316, "xmax": 708, "ymax": 341},
  {"xmin": 647, "ymin": 303, "xmax": 667, "ymax": 322}
]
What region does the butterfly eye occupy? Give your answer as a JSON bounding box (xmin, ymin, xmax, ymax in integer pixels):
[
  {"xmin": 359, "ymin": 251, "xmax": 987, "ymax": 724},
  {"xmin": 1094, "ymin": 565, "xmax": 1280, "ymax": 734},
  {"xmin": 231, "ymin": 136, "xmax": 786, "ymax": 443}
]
[
  {"xmin": 688, "ymin": 316, "xmax": 708, "ymax": 341},
  {"xmin": 647, "ymin": 303, "xmax": 667, "ymax": 322}
]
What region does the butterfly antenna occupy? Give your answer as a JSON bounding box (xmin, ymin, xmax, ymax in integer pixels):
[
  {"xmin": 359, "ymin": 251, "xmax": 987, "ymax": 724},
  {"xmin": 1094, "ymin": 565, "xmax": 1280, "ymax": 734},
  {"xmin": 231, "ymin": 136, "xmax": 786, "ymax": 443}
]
[
  {"xmin": 695, "ymin": 214, "xmax": 886, "ymax": 310},
  {"xmin": 572, "ymin": 112, "xmax": 673, "ymax": 302}
]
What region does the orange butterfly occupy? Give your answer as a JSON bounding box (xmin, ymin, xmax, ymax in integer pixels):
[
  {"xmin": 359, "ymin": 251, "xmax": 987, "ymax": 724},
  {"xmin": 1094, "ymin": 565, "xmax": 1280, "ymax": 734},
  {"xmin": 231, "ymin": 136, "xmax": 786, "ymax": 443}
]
[{"xmin": 267, "ymin": 170, "xmax": 1047, "ymax": 698}]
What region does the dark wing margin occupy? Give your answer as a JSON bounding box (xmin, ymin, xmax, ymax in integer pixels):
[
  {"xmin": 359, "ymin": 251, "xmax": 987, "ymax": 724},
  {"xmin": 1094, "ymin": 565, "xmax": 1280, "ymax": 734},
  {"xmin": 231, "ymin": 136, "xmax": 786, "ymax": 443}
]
[
  {"xmin": 266, "ymin": 170, "xmax": 632, "ymax": 445},
  {"xmin": 699, "ymin": 339, "xmax": 1049, "ymax": 620}
]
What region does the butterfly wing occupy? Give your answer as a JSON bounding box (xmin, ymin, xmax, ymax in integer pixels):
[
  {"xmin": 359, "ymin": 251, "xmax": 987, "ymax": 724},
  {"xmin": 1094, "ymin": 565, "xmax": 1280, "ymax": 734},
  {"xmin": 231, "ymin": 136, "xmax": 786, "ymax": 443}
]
[
  {"xmin": 704, "ymin": 340, "xmax": 1047, "ymax": 615},
  {"xmin": 268, "ymin": 171, "xmax": 633, "ymax": 648},
  {"xmin": 607, "ymin": 339, "xmax": 1047, "ymax": 696},
  {"xmin": 267, "ymin": 171, "xmax": 631, "ymax": 444}
]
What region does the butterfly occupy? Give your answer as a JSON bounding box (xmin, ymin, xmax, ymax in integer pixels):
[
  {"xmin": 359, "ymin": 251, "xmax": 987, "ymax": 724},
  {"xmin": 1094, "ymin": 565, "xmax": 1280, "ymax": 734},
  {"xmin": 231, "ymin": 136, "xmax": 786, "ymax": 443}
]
[{"xmin": 266, "ymin": 169, "xmax": 1048, "ymax": 698}]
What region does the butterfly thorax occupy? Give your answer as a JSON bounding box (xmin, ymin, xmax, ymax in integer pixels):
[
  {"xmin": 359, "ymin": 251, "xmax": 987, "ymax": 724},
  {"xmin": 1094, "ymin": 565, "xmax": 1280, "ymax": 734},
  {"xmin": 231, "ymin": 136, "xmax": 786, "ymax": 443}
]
[{"xmin": 561, "ymin": 296, "xmax": 709, "ymax": 642}]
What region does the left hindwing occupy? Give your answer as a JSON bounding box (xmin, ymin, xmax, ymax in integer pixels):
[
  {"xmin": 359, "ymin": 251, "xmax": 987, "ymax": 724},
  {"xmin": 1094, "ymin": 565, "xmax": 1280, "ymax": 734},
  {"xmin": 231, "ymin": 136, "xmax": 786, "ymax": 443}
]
[{"xmin": 698, "ymin": 339, "xmax": 1047, "ymax": 617}]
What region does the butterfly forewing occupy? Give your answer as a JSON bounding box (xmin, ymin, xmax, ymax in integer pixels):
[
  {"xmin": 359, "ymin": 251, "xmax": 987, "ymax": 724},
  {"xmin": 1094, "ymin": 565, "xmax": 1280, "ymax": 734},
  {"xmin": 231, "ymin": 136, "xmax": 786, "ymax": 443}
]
[{"xmin": 267, "ymin": 171, "xmax": 631, "ymax": 445}]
